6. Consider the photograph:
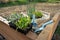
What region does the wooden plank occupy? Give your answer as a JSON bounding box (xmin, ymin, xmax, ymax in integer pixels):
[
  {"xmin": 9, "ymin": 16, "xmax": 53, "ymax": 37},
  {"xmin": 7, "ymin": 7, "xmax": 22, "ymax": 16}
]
[
  {"xmin": 36, "ymin": 14, "xmax": 60, "ymax": 40},
  {"xmin": 0, "ymin": 21, "xmax": 31, "ymax": 40},
  {"xmin": 26, "ymin": 31, "xmax": 38, "ymax": 40}
]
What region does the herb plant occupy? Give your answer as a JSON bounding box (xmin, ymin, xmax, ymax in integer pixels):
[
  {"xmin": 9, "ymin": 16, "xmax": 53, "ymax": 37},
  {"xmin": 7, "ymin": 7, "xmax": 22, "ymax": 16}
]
[
  {"xmin": 33, "ymin": 11, "xmax": 43, "ymax": 18},
  {"xmin": 14, "ymin": 14, "xmax": 31, "ymax": 30},
  {"xmin": 6, "ymin": 13, "xmax": 20, "ymax": 22}
]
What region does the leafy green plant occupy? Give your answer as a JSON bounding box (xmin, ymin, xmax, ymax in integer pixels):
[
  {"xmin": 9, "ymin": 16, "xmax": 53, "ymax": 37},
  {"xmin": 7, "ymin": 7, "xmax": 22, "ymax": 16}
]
[
  {"xmin": 27, "ymin": 3, "xmax": 35, "ymax": 18},
  {"xmin": 27, "ymin": 7, "xmax": 35, "ymax": 18},
  {"xmin": 33, "ymin": 11, "xmax": 43, "ymax": 18},
  {"xmin": 14, "ymin": 15, "xmax": 31, "ymax": 30},
  {"xmin": 18, "ymin": 0, "xmax": 28, "ymax": 3},
  {"xmin": 6, "ymin": 13, "xmax": 20, "ymax": 22}
]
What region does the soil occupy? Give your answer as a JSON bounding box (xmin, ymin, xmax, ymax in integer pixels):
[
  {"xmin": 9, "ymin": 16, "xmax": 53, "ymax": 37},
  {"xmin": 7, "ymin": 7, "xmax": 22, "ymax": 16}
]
[
  {"xmin": 0, "ymin": 3, "xmax": 60, "ymax": 18},
  {"xmin": 9, "ymin": 22, "xmax": 32, "ymax": 35}
]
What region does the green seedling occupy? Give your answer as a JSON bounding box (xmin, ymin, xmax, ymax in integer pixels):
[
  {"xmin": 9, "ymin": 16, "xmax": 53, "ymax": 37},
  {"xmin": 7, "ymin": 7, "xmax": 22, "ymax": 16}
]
[
  {"xmin": 33, "ymin": 11, "xmax": 43, "ymax": 18},
  {"xmin": 14, "ymin": 14, "xmax": 31, "ymax": 30}
]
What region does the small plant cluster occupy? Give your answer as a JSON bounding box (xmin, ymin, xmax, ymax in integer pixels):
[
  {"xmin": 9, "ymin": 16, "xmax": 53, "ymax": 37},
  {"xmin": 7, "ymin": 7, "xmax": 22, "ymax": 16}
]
[
  {"xmin": 27, "ymin": 4, "xmax": 43, "ymax": 18},
  {"xmin": 33, "ymin": 11, "xmax": 43, "ymax": 18},
  {"xmin": 7, "ymin": 13, "xmax": 20, "ymax": 22},
  {"xmin": 28, "ymin": 8, "xmax": 43, "ymax": 18},
  {"xmin": 14, "ymin": 14, "xmax": 31, "ymax": 30},
  {"xmin": 8, "ymin": 11, "xmax": 43, "ymax": 30}
]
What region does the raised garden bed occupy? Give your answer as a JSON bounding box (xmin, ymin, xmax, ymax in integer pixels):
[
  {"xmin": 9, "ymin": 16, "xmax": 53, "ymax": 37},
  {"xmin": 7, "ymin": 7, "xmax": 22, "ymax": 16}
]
[
  {"xmin": 0, "ymin": 10, "xmax": 52, "ymax": 39},
  {"xmin": 0, "ymin": 12, "xmax": 60, "ymax": 40},
  {"xmin": 5, "ymin": 11, "xmax": 50, "ymax": 34}
]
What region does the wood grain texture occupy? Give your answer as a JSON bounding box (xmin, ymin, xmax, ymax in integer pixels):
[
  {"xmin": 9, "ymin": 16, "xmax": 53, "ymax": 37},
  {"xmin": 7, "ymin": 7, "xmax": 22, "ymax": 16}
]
[
  {"xmin": 36, "ymin": 14, "xmax": 60, "ymax": 40},
  {"xmin": 0, "ymin": 21, "xmax": 31, "ymax": 40}
]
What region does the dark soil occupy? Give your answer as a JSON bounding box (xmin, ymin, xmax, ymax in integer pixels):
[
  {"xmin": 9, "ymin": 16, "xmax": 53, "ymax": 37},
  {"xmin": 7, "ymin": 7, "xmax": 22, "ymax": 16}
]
[{"xmin": 9, "ymin": 22, "xmax": 32, "ymax": 35}]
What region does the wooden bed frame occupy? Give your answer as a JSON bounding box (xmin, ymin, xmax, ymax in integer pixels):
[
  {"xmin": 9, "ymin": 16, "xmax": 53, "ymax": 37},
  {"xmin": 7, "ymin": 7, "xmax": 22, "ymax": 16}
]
[{"xmin": 0, "ymin": 14, "xmax": 60, "ymax": 40}]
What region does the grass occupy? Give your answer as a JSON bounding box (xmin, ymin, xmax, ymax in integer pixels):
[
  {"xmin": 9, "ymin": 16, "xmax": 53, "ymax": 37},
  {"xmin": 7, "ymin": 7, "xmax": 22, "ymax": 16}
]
[
  {"xmin": 0, "ymin": 0, "xmax": 60, "ymax": 7},
  {"xmin": 0, "ymin": 1, "xmax": 28, "ymax": 7}
]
